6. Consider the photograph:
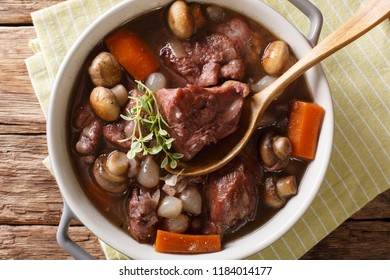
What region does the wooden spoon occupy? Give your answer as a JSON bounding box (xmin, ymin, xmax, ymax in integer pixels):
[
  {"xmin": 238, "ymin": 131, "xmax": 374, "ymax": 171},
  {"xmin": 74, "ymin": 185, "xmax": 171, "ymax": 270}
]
[{"xmin": 170, "ymin": 0, "xmax": 390, "ymax": 176}]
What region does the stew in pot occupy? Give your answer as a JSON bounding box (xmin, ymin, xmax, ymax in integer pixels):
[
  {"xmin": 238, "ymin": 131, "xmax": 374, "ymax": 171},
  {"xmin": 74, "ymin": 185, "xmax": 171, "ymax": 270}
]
[{"xmin": 69, "ymin": 0, "xmax": 324, "ymax": 254}]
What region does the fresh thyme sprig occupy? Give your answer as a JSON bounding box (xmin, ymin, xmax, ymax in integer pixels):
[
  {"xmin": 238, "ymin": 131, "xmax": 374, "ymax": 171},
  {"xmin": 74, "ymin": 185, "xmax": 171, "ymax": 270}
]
[{"xmin": 120, "ymin": 80, "xmax": 183, "ymax": 169}]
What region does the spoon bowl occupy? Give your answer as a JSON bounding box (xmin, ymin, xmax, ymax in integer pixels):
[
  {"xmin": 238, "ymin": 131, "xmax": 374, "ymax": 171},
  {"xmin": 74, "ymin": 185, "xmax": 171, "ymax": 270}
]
[{"xmin": 172, "ymin": 0, "xmax": 390, "ymax": 176}]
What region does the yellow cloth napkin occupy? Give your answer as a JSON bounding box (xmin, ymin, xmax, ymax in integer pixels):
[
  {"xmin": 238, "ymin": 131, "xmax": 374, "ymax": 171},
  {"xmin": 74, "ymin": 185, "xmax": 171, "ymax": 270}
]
[{"xmin": 25, "ymin": 0, "xmax": 389, "ymax": 260}]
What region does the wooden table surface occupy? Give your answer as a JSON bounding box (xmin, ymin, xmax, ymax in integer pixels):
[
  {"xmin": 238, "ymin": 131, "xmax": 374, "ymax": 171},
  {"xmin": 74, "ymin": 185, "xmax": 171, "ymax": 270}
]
[{"xmin": 0, "ymin": 0, "xmax": 389, "ymax": 260}]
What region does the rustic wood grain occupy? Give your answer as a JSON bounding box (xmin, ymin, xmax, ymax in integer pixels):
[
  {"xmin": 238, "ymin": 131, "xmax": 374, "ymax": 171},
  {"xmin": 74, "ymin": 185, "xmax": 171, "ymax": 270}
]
[
  {"xmin": 302, "ymin": 220, "xmax": 390, "ymax": 259},
  {"xmin": 0, "ymin": 1, "xmax": 63, "ymax": 24},
  {"xmin": 352, "ymin": 191, "xmax": 390, "ymax": 220},
  {"xmin": 0, "ymin": 134, "xmax": 62, "ymax": 225},
  {"xmin": 0, "ymin": 27, "xmax": 46, "ymax": 134},
  {"xmin": 302, "ymin": 190, "xmax": 390, "ymax": 259},
  {"xmin": 0, "ymin": 225, "xmax": 105, "ymax": 260}
]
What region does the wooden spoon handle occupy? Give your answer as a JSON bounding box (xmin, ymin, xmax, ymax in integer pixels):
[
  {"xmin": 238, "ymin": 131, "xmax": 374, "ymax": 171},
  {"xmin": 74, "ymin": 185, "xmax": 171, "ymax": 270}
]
[{"xmin": 258, "ymin": 0, "xmax": 390, "ymax": 105}]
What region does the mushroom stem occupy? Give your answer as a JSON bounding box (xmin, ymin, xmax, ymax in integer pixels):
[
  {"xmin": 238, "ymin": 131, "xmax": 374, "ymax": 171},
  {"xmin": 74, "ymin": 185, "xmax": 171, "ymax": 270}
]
[
  {"xmin": 92, "ymin": 152, "xmax": 129, "ymax": 193},
  {"xmin": 106, "ymin": 150, "xmax": 130, "ymax": 177},
  {"xmin": 259, "ymin": 132, "xmax": 291, "ymax": 171},
  {"xmin": 276, "ymin": 175, "xmax": 297, "ymax": 198},
  {"xmin": 110, "ymin": 84, "xmax": 128, "ymax": 106}
]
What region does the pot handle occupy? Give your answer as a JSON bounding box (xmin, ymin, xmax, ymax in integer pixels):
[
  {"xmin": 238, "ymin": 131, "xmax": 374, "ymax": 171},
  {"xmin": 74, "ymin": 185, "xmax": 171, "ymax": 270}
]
[
  {"xmin": 288, "ymin": 0, "xmax": 323, "ymax": 46},
  {"xmin": 57, "ymin": 202, "xmax": 96, "ymax": 260}
]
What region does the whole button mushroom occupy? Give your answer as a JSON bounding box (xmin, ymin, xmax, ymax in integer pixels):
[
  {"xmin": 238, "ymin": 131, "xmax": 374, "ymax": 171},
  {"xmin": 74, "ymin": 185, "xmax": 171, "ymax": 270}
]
[
  {"xmin": 167, "ymin": 0, "xmax": 195, "ymax": 40},
  {"xmin": 89, "ymin": 52, "xmax": 122, "ymax": 87},
  {"xmin": 261, "ymin": 40, "xmax": 290, "ymax": 76},
  {"xmin": 90, "ymin": 86, "xmax": 120, "ymax": 122}
]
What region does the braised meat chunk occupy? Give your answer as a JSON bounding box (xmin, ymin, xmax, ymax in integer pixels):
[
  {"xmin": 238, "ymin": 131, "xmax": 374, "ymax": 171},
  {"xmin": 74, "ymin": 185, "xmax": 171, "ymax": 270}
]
[
  {"xmin": 127, "ymin": 188, "xmax": 159, "ymax": 243},
  {"xmin": 156, "ymin": 80, "xmax": 249, "ymax": 161},
  {"xmin": 161, "ymin": 34, "xmax": 244, "ymax": 87},
  {"xmin": 161, "ymin": 17, "xmax": 258, "ymax": 87},
  {"xmin": 74, "ymin": 105, "xmax": 103, "ymax": 163},
  {"xmin": 213, "ymin": 17, "xmax": 262, "ymax": 66},
  {"xmin": 202, "ymin": 147, "xmax": 262, "ymax": 235}
]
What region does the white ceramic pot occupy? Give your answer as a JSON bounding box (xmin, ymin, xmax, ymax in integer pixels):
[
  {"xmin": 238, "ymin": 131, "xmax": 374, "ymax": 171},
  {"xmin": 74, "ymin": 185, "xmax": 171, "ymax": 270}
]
[{"xmin": 47, "ymin": 0, "xmax": 333, "ymax": 259}]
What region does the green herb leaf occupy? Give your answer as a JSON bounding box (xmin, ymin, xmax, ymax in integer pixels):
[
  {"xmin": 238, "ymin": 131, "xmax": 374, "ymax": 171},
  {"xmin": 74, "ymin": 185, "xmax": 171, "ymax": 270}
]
[
  {"xmin": 148, "ymin": 144, "xmax": 163, "ymax": 155},
  {"xmin": 169, "ymin": 159, "xmax": 178, "ymax": 169},
  {"xmin": 120, "ymin": 80, "xmax": 183, "ymax": 169},
  {"xmin": 127, "ymin": 149, "xmax": 136, "ymax": 159},
  {"xmin": 159, "ymin": 128, "xmax": 168, "ymax": 136},
  {"xmin": 161, "ymin": 156, "xmax": 169, "ymax": 168},
  {"xmin": 141, "ymin": 118, "xmax": 153, "ymax": 127},
  {"xmin": 143, "ymin": 132, "xmax": 154, "ymax": 142},
  {"xmin": 172, "ymin": 153, "xmax": 184, "ymax": 160},
  {"xmin": 141, "ymin": 97, "xmax": 150, "ymax": 112},
  {"xmin": 131, "ymin": 140, "xmax": 143, "ymax": 154}
]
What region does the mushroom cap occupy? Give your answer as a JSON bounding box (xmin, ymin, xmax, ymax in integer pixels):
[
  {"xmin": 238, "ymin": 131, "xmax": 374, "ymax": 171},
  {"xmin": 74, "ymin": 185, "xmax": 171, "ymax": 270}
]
[
  {"xmin": 261, "ymin": 40, "xmax": 290, "ymax": 76},
  {"xmin": 88, "ymin": 51, "xmax": 122, "ymax": 88},
  {"xmin": 167, "ymin": 0, "xmax": 195, "ymax": 40}
]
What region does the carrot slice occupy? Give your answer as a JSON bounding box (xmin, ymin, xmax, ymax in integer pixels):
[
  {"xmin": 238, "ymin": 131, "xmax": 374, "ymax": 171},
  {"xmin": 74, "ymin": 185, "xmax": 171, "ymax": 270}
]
[
  {"xmin": 155, "ymin": 230, "xmax": 221, "ymax": 254},
  {"xmin": 105, "ymin": 28, "xmax": 160, "ymax": 81},
  {"xmin": 287, "ymin": 100, "xmax": 325, "ymax": 160}
]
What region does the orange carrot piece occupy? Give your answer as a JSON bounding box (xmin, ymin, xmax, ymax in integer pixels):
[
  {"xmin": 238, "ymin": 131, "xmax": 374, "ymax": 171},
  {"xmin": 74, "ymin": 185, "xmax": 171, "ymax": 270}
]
[
  {"xmin": 105, "ymin": 28, "xmax": 160, "ymax": 81},
  {"xmin": 155, "ymin": 230, "xmax": 221, "ymax": 254},
  {"xmin": 287, "ymin": 100, "xmax": 325, "ymax": 160}
]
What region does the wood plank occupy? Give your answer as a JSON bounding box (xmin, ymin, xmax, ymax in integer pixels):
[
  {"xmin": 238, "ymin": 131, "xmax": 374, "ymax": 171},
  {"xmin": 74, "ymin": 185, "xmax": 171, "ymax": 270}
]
[
  {"xmin": 0, "ymin": 1, "xmax": 63, "ymax": 25},
  {"xmin": 351, "ymin": 190, "xmax": 390, "ymax": 220},
  {"xmin": 0, "ymin": 134, "xmax": 63, "ymax": 225},
  {"xmin": 0, "ymin": 27, "xmax": 46, "ymax": 134},
  {"xmin": 301, "ymin": 220, "xmax": 390, "ymax": 259},
  {"xmin": 0, "ymin": 225, "xmax": 105, "ymax": 260}
]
